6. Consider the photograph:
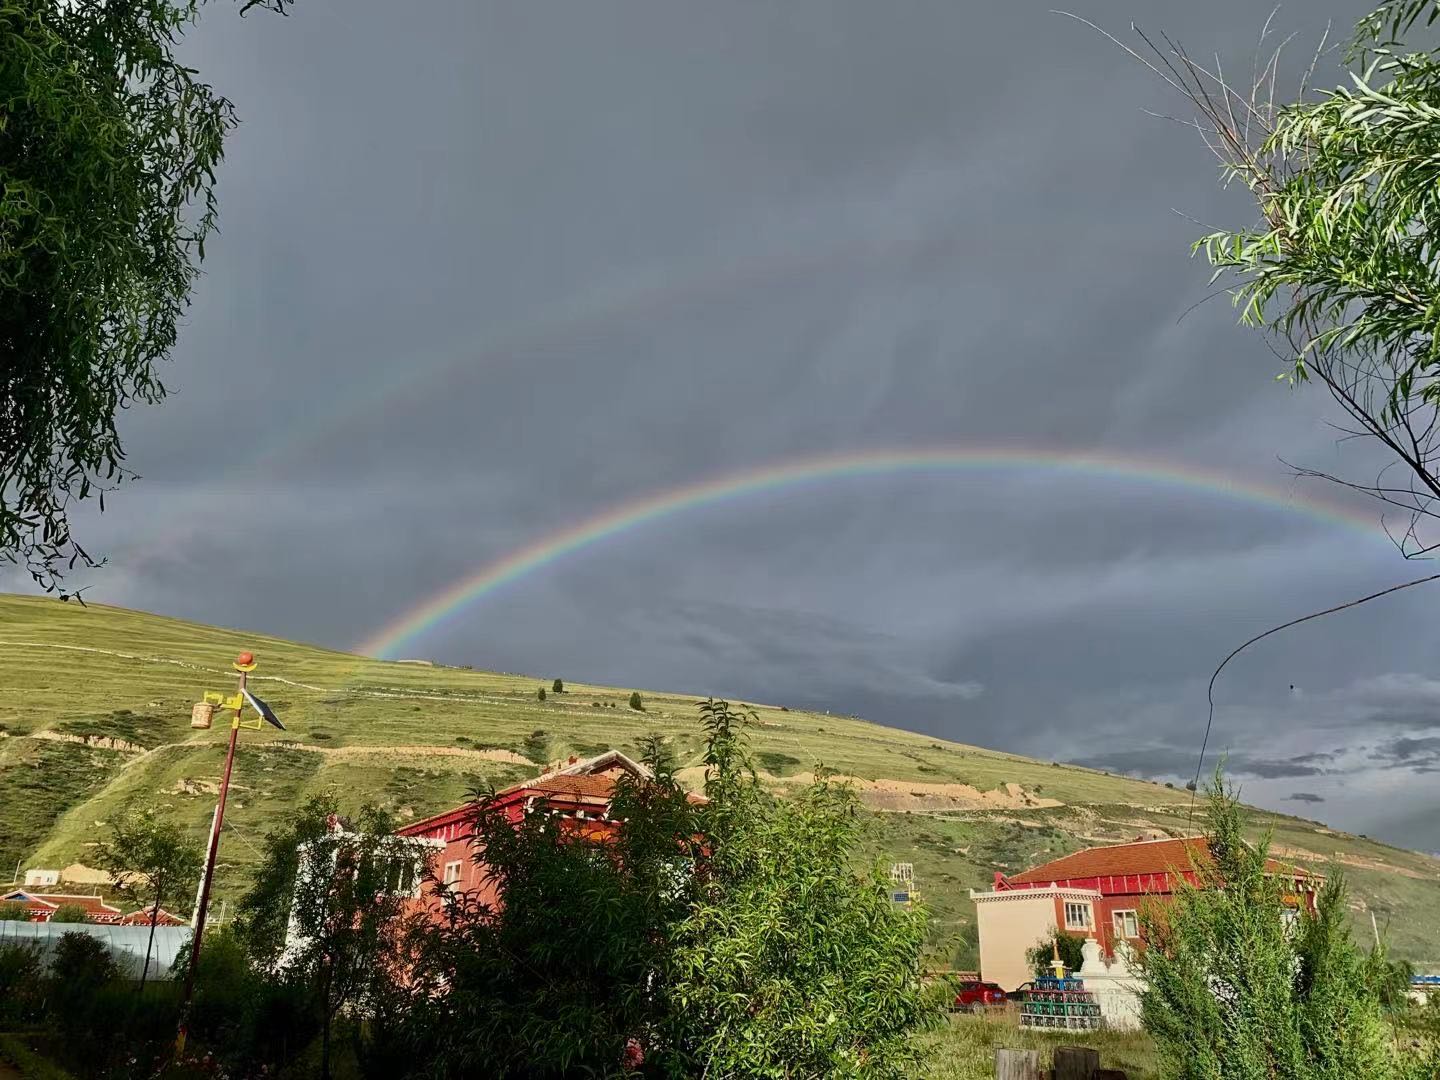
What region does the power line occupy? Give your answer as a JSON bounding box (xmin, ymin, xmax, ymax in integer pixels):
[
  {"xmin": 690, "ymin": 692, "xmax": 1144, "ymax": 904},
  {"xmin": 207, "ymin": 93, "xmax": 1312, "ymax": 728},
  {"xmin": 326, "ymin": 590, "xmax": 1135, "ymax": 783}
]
[{"xmin": 1189, "ymin": 571, "xmax": 1440, "ymax": 824}]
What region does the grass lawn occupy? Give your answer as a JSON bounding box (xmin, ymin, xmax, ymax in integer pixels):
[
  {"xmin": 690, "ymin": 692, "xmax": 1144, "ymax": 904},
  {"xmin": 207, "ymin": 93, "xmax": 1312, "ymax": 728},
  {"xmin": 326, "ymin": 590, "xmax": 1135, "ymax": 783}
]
[{"xmin": 912, "ymin": 1011, "xmax": 1158, "ymax": 1079}]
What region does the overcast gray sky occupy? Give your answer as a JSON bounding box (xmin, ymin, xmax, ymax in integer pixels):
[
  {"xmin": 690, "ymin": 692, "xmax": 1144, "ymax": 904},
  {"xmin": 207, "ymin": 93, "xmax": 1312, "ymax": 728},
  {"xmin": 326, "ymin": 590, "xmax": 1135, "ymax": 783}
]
[{"xmin": 8, "ymin": 0, "xmax": 1438, "ymax": 853}]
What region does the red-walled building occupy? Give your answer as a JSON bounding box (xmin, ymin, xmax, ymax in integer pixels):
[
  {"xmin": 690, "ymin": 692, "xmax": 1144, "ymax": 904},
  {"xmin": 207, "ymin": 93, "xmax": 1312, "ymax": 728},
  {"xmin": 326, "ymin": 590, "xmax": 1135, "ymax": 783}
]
[
  {"xmin": 395, "ymin": 750, "xmax": 660, "ymax": 914},
  {"xmin": 971, "ymin": 836, "xmax": 1321, "ymax": 990},
  {"xmin": 0, "ymin": 891, "xmax": 125, "ymax": 924},
  {"xmin": 117, "ymin": 903, "xmax": 187, "ymax": 927}
]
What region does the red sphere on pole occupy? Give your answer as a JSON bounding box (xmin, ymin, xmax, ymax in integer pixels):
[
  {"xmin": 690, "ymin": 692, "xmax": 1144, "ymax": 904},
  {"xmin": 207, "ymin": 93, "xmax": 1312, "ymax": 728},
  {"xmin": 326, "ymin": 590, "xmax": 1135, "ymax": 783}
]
[{"xmin": 236, "ymin": 651, "xmax": 255, "ymax": 667}]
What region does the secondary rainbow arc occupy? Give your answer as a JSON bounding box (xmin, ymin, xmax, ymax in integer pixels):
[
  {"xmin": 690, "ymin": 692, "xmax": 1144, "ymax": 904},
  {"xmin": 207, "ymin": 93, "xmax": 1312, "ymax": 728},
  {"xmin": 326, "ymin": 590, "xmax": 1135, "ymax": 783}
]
[{"xmin": 356, "ymin": 446, "xmax": 1383, "ymax": 658}]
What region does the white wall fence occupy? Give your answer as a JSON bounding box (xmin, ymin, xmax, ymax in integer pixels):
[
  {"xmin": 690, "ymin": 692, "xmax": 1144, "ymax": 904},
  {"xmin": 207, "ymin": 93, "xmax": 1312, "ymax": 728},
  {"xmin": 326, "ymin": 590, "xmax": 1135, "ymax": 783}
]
[{"xmin": 0, "ymin": 920, "xmax": 192, "ymax": 981}]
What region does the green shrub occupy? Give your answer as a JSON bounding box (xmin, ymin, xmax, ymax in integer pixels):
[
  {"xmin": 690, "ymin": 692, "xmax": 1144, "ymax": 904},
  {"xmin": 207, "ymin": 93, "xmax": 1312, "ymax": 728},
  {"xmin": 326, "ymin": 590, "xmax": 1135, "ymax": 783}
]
[
  {"xmin": 0, "ymin": 900, "xmax": 30, "ymax": 921},
  {"xmin": 0, "ymin": 944, "xmax": 44, "ymax": 1024},
  {"xmin": 552, "ymin": 678, "xmax": 563, "ymax": 694},
  {"xmin": 522, "ymin": 729, "xmax": 548, "ymax": 762},
  {"xmin": 756, "ymin": 750, "xmax": 803, "ymax": 775},
  {"xmin": 628, "ymin": 691, "xmax": 644, "ymax": 711},
  {"xmin": 389, "ymin": 701, "xmax": 927, "ymax": 1077},
  {"xmin": 1026, "ymin": 928, "xmax": 1085, "ymax": 978},
  {"xmin": 1138, "ymin": 769, "xmax": 1426, "ymax": 1079},
  {"xmin": 179, "ymin": 926, "xmax": 318, "ymax": 1077},
  {"xmin": 536, "ymin": 686, "xmax": 546, "ymax": 702},
  {"xmin": 920, "ymin": 973, "xmax": 962, "ymax": 1017},
  {"xmin": 48, "ymin": 904, "xmax": 89, "ymax": 924},
  {"xmin": 0, "ymin": 1033, "xmax": 73, "ymax": 1080}
]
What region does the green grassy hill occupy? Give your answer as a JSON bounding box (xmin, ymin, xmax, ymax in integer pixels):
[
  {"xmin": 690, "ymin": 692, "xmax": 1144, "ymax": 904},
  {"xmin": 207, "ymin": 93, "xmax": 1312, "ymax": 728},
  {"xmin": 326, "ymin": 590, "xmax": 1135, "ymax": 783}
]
[{"xmin": 2, "ymin": 594, "xmax": 1436, "ymax": 965}]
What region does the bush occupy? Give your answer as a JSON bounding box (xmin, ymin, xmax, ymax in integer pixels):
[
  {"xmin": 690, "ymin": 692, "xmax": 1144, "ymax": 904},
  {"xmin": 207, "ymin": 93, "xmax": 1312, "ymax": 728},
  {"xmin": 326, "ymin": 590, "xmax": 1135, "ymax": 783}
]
[
  {"xmin": 48, "ymin": 904, "xmax": 89, "ymax": 924},
  {"xmin": 388, "ymin": 700, "xmax": 927, "ymax": 1078},
  {"xmin": 522, "ymin": 729, "xmax": 548, "ymax": 763},
  {"xmin": 920, "ymin": 973, "xmax": 962, "ymax": 1016},
  {"xmin": 48, "ymin": 931, "xmax": 118, "ymax": 1033},
  {"xmin": 629, "ymin": 690, "xmax": 644, "ymax": 711},
  {"xmin": 0, "ymin": 944, "xmax": 44, "ymax": 1024},
  {"xmin": 179, "ymin": 926, "xmax": 319, "ymax": 1076},
  {"xmin": 1026, "ymin": 928, "xmax": 1086, "ymax": 978},
  {"xmin": 536, "ymin": 686, "xmax": 546, "ymax": 702},
  {"xmin": 1138, "ymin": 769, "xmax": 1420, "ymax": 1079},
  {"xmin": 552, "ymin": 678, "xmax": 563, "ymax": 694},
  {"xmin": 0, "ymin": 901, "xmax": 29, "ymax": 921},
  {"xmin": 0, "ymin": 1034, "xmax": 72, "ymax": 1080}
]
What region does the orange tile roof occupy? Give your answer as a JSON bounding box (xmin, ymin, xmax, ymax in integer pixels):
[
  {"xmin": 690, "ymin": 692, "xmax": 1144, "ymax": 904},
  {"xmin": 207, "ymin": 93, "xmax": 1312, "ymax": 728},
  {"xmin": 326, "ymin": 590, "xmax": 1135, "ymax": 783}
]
[
  {"xmin": 1005, "ymin": 836, "xmax": 1313, "ymax": 886},
  {"xmin": 3, "ymin": 892, "xmax": 124, "ymax": 917},
  {"xmin": 117, "ymin": 905, "xmax": 187, "ymax": 926},
  {"xmin": 522, "ymin": 773, "xmax": 617, "ymax": 799}
]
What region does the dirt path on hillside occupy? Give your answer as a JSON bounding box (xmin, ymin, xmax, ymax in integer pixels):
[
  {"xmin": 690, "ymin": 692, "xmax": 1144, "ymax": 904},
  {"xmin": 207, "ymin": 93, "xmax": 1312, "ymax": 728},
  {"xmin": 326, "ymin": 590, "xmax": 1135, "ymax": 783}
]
[
  {"xmin": 675, "ymin": 768, "xmax": 1061, "ymax": 812},
  {"xmin": 1272, "ymin": 843, "xmax": 1434, "ymax": 880},
  {"xmin": 268, "ymin": 742, "xmax": 533, "ymax": 765}
]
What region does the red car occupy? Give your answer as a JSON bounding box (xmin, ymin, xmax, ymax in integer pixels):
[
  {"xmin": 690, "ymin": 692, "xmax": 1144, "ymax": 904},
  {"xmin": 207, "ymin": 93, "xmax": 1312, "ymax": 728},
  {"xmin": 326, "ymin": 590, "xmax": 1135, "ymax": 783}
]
[{"xmin": 953, "ymin": 980, "xmax": 1008, "ymax": 1013}]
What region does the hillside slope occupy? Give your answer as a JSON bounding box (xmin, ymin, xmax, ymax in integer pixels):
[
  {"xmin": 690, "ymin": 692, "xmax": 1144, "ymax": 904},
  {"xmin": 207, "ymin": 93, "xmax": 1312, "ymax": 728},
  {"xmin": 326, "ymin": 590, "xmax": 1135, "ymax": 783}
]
[{"xmin": 2, "ymin": 594, "xmax": 1436, "ymax": 964}]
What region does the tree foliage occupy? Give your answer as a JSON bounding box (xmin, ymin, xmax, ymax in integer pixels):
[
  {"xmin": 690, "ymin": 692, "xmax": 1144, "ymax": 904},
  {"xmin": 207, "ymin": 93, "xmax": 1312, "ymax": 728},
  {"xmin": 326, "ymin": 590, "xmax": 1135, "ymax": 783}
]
[
  {"xmin": 48, "ymin": 903, "xmax": 89, "ymax": 924},
  {"xmin": 1131, "ymin": 1, "xmax": 1440, "ymax": 554},
  {"xmin": 235, "ymin": 796, "xmax": 413, "ymax": 1080},
  {"xmin": 234, "ymin": 792, "xmax": 341, "ymax": 968},
  {"xmin": 0, "ymin": 901, "xmax": 29, "ymax": 922},
  {"xmin": 97, "ymin": 805, "xmax": 201, "ymax": 986},
  {"xmin": 1136, "ymin": 770, "xmax": 1432, "ymax": 1079},
  {"xmin": 389, "ymin": 700, "xmax": 927, "ymax": 1078},
  {"xmin": 663, "ymin": 706, "xmax": 927, "ymax": 1078},
  {"xmin": 1026, "ymin": 928, "xmax": 1086, "ymax": 979},
  {"xmin": 0, "ymin": 0, "xmax": 290, "ymax": 589}
]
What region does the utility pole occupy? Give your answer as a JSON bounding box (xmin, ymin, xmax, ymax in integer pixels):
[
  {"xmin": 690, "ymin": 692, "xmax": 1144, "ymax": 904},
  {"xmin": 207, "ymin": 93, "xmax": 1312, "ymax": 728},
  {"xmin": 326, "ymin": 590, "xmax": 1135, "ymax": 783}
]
[{"xmin": 174, "ymin": 651, "xmax": 283, "ymax": 1059}]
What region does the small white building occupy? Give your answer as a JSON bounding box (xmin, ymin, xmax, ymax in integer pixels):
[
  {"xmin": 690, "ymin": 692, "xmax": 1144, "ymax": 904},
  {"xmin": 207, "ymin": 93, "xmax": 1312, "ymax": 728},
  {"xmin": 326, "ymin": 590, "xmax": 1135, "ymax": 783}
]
[{"xmin": 23, "ymin": 869, "xmax": 59, "ymax": 888}]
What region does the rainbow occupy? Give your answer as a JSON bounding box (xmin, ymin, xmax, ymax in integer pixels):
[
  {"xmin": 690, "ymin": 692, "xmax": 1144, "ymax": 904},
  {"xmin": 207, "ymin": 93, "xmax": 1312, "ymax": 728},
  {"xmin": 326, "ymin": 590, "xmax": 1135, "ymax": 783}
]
[{"xmin": 356, "ymin": 445, "xmax": 1386, "ymax": 659}]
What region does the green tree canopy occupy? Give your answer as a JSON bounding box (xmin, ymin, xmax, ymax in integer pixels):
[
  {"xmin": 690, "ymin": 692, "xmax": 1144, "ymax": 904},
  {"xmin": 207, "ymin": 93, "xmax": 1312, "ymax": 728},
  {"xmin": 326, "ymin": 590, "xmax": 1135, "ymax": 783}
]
[
  {"xmin": 390, "ymin": 701, "xmax": 927, "ymax": 1078},
  {"xmin": 1136, "ymin": 0, "xmax": 1440, "ymax": 553},
  {"xmin": 236, "ymin": 796, "xmax": 415, "ymax": 1080},
  {"xmin": 0, "ymin": 901, "xmax": 29, "ymax": 922},
  {"xmin": 97, "ymin": 805, "xmax": 201, "ymax": 987},
  {"xmin": 1, "ymin": 0, "xmax": 289, "ymax": 590},
  {"xmin": 1136, "ymin": 770, "xmax": 1430, "ymax": 1079},
  {"xmin": 1026, "ymin": 928, "xmax": 1086, "ymax": 980}
]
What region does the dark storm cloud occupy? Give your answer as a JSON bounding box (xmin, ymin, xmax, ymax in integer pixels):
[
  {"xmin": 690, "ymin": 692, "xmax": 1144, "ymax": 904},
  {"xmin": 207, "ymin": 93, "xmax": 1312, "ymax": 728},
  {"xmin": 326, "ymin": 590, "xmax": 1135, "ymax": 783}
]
[
  {"xmin": 7, "ymin": 0, "xmax": 1436, "ymax": 849},
  {"xmin": 1072, "ymin": 747, "xmax": 1326, "ymax": 781},
  {"xmin": 1369, "ymin": 736, "xmax": 1440, "ymax": 768},
  {"xmin": 1287, "ymin": 793, "xmax": 1326, "ymax": 804}
]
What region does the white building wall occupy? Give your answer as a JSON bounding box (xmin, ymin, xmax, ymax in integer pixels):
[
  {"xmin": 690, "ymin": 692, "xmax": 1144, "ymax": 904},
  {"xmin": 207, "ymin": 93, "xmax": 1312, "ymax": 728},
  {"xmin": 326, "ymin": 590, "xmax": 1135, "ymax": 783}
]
[{"xmin": 1078, "ymin": 938, "xmax": 1145, "ymax": 1031}]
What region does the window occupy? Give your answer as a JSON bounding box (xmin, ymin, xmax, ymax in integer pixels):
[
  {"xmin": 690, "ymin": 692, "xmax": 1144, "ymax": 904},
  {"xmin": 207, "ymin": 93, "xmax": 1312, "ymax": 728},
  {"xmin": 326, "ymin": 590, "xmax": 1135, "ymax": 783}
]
[
  {"xmin": 1064, "ymin": 901, "xmax": 1093, "ymax": 930},
  {"xmin": 442, "ymin": 860, "xmax": 463, "ymax": 888},
  {"xmin": 1112, "ymin": 909, "xmax": 1139, "ymax": 939}
]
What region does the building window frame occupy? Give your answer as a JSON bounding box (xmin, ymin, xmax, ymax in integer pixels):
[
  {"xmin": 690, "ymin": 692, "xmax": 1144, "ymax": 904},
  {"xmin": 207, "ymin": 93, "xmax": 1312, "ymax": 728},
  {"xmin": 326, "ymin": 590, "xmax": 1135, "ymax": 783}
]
[
  {"xmin": 1112, "ymin": 908, "xmax": 1139, "ymax": 939},
  {"xmin": 442, "ymin": 860, "xmax": 463, "ymax": 888},
  {"xmin": 1064, "ymin": 901, "xmax": 1093, "ymax": 931}
]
